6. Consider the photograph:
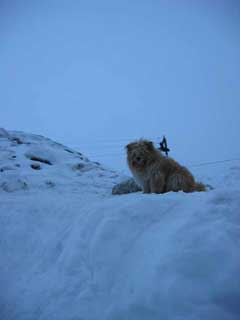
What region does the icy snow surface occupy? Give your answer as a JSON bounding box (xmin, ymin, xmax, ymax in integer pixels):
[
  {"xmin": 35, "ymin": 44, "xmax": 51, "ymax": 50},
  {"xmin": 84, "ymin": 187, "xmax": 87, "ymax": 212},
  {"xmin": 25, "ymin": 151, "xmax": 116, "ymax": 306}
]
[{"xmin": 0, "ymin": 129, "xmax": 240, "ymax": 320}]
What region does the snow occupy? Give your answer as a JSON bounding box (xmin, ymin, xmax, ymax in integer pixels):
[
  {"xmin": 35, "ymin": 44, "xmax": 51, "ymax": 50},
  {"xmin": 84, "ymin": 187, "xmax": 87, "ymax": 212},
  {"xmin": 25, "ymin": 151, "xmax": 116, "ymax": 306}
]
[{"xmin": 0, "ymin": 129, "xmax": 240, "ymax": 320}]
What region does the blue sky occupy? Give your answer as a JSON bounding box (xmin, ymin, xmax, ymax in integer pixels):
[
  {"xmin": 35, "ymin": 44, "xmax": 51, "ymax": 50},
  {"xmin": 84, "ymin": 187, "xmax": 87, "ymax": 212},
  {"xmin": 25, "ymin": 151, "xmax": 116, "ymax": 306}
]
[{"xmin": 1, "ymin": 0, "xmax": 240, "ymax": 171}]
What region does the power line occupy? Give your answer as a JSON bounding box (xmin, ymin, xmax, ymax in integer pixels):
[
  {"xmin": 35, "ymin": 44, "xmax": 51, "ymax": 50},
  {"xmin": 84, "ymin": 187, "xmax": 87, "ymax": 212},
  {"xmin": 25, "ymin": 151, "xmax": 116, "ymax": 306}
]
[
  {"xmin": 68, "ymin": 139, "xmax": 240, "ymax": 168},
  {"xmin": 87, "ymin": 151, "xmax": 240, "ymax": 167},
  {"xmin": 189, "ymin": 158, "xmax": 240, "ymax": 168}
]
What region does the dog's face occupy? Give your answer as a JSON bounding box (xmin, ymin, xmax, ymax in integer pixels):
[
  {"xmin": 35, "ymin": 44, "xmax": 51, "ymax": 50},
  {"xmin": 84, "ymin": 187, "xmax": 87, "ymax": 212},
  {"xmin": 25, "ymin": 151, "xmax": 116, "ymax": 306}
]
[{"xmin": 126, "ymin": 140, "xmax": 154, "ymax": 169}]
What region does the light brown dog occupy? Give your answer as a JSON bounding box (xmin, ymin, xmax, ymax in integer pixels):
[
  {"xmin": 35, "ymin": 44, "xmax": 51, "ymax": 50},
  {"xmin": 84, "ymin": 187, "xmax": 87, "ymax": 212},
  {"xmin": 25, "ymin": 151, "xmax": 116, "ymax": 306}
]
[{"xmin": 126, "ymin": 140, "xmax": 205, "ymax": 194}]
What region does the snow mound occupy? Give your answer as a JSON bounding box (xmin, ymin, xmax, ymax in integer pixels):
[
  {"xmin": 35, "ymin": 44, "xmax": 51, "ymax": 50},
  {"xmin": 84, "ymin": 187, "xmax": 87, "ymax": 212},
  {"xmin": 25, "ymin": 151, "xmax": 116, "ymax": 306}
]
[
  {"xmin": 0, "ymin": 128, "xmax": 121, "ymax": 194},
  {"xmin": 0, "ymin": 129, "xmax": 240, "ymax": 320}
]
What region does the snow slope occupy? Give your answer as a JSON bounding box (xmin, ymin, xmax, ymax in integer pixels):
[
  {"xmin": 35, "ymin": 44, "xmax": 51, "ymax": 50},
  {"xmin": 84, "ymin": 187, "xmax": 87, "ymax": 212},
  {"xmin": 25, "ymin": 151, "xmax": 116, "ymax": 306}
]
[{"xmin": 0, "ymin": 129, "xmax": 240, "ymax": 320}]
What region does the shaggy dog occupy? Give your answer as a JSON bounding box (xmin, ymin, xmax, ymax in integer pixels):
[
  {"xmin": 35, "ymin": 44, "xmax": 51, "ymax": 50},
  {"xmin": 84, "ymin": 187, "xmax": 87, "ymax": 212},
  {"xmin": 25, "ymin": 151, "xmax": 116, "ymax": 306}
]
[{"xmin": 126, "ymin": 140, "xmax": 205, "ymax": 194}]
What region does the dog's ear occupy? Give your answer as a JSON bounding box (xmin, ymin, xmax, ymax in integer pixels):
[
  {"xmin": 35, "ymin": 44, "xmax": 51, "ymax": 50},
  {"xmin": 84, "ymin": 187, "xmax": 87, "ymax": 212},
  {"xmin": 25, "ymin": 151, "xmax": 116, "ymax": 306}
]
[
  {"xmin": 126, "ymin": 142, "xmax": 135, "ymax": 152},
  {"xmin": 145, "ymin": 140, "xmax": 154, "ymax": 151}
]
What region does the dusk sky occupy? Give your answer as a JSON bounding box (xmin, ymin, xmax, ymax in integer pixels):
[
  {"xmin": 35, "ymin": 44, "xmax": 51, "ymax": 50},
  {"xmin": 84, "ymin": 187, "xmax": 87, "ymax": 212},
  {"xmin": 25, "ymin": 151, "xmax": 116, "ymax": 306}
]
[{"xmin": 1, "ymin": 0, "xmax": 240, "ymax": 172}]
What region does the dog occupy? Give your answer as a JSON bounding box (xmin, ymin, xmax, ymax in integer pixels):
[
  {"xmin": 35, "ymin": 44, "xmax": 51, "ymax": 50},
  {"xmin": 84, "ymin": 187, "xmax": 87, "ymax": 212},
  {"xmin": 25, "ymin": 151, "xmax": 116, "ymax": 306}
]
[{"xmin": 126, "ymin": 139, "xmax": 205, "ymax": 194}]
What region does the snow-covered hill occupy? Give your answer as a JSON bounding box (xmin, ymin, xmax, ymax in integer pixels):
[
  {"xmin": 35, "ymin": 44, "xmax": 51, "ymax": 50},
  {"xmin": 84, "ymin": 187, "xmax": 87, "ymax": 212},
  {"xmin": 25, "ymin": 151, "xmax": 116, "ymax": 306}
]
[
  {"xmin": 1, "ymin": 129, "xmax": 240, "ymax": 320},
  {"xmin": 0, "ymin": 128, "xmax": 121, "ymax": 194}
]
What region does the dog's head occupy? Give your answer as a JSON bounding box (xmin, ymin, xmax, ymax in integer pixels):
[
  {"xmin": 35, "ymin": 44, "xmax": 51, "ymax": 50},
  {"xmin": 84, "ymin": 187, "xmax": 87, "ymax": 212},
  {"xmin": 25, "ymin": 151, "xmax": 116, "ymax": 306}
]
[{"xmin": 126, "ymin": 140, "xmax": 154, "ymax": 169}]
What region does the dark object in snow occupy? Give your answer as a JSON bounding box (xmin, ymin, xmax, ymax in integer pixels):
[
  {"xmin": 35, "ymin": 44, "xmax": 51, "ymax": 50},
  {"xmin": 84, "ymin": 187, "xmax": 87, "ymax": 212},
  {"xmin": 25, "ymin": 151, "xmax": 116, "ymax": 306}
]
[
  {"xmin": 0, "ymin": 128, "xmax": 23, "ymax": 144},
  {"xmin": 159, "ymin": 136, "xmax": 170, "ymax": 156},
  {"xmin": 0, "ymin": 166, "xmax": 16, "ymax": 172},
  {"xmin": 12, "ymin": 137, "xmax": 23, "ymax": 145},
  {"xmin": 45, "ymin": 180, "xmax": 55, "ymax": 188},
  {"xmin": 112, "ymin": 178, "xmax": 142, "ymax": 195},
  {"xmin": 1, "ymin": 179, "xmax": 28, "ymax": 192},
  {"xmin": 72, "ymin": 163, "xmax": 85, "ymax": 171},
  {"xmin": 205, "ymin": 184, "xmax": 214, "ymax": 190},
  {"xmin": 64, "ymin": 148, "xmax": 74, "ymax": 154},
  {"xmin": 29, "ymin": 157, "xmax": 52, "ymax": 165},
  {"xmin": 31, "ymin": 163, "xmax": 41, "ymax": 170}
]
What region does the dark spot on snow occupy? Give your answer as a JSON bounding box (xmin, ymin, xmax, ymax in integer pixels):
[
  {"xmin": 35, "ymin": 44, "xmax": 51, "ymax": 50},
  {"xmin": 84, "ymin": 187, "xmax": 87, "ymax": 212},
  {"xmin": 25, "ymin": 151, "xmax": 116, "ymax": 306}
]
[
  {"xmin": 0, "ymin": 166, "xmax": 16, "ymax": 172},
  {"xmin": 45, "ymin": 180, "xmax": 55, "ymax": 188},
  {"xmin": 29, "ymin": 157, "xmax": 52, "ymax": 165},
  {"xmin": 72, "ymin": 163, "xmax": 85, "ymax": 171},
  {"xmin": 31, "ymin": 163, "xmax": 41, "ymax": 170},
  {"xmin": 65, "ymin": 148, "xmax": 74, "ymax": 154},
  {"xmin": 76, "ymin": 152, "xmax": 84, "ymax": 160},
  {"xmin": 1, "ymin": 180, "xmax": 28, "ymax": 192},
  {"xmin": 23, "ymin": 182, "xmax": 28, "ymax": 189},
  {"xmin": 205, "ymin": 184, "xmax": 214, "ymax": 190},
  {"xmin": 11, "ymin": 155, "xmax": 16, "ymax": 159},
  {"xmin": 12, "ymin": 137, "xmax": 23, "ymax": 144},
  {"xmin": 15, "ymin": 164, "xmax": 21, "ymax": 167},
  {"xmin": 93, "ymin": 161, "xmax": 101, "ymax": 166}
]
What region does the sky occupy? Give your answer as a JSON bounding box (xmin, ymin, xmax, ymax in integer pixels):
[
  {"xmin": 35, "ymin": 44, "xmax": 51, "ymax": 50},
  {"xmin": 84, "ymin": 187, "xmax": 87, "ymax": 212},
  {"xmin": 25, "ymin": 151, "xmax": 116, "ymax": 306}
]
[{"xmin": 1, "ymin": 0, "xmax": 240, "ymax": 172}]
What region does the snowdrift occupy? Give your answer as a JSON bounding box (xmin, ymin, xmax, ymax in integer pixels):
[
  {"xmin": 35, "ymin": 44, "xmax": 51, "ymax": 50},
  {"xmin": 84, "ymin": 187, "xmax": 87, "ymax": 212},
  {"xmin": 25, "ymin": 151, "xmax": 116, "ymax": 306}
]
[{"xmin": 0, "ymin": 129, "xmax": 240, "ymax": 320}]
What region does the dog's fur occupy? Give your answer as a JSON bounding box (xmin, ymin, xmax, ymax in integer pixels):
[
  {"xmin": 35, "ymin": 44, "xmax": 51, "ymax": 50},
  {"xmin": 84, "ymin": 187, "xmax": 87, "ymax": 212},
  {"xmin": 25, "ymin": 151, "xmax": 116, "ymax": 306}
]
[{"xmin": 126, "ymin": 140, "xmax": 205, "ymax": 194}]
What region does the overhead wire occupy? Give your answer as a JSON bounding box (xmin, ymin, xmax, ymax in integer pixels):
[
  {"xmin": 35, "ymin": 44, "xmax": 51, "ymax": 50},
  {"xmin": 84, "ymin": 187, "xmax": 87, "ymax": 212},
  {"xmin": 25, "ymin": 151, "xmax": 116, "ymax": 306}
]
[{"xmin": 68, "ymin": 138, "xmax": 240, "ymax": 167}]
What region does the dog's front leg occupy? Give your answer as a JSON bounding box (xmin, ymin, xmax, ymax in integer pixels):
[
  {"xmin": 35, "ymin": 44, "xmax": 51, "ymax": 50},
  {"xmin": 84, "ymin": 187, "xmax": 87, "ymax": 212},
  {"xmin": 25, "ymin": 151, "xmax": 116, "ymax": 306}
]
[
  {"xmin": 150, "ymin": 173, "xmax": 165, "ymax": 194},
  {"xmin": 143, "ymin": 180, "xmax": 151, "ymax": 193}
]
